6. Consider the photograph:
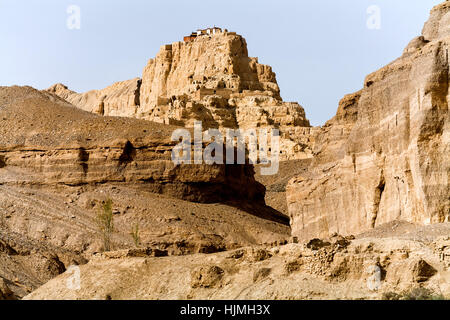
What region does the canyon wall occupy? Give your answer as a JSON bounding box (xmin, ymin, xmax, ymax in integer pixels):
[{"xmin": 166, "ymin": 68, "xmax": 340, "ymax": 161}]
[{"xmin": 287, "ymin": 2, "xmax": 450, "ymax": 240}]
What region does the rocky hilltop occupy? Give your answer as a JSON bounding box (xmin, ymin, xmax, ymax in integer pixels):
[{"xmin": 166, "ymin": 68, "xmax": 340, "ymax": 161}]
[
  {"xmin": 47, "ymin": 29, "xmax": 314, "ymax": 160},
  {"xmin": 287, "ymin": 1, "xmax": 450, "ymax": 240}
]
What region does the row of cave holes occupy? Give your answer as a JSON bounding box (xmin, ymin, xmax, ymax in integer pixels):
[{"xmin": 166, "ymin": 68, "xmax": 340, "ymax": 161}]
[{"xmin": 187, "ymin": 74, "xmax": 248, "ymax": 92}]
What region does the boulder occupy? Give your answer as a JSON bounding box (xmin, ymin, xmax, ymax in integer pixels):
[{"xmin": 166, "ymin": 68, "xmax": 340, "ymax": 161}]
[{"xmin": 190, "ymin": 265, "xmax": 224, "ymax": 288}]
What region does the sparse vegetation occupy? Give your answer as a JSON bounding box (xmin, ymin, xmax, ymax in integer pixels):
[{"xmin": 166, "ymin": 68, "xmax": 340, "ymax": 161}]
[
  {"xmin": 97, "ymin": 199, "xmax": 114, "ymax": 252},
  {"xmin": 268, "ymin": 183, "xmax": 286, "ymax": 193},
  {"xmin": 382, "ymin": 287, "xmax": 447, "ymax": 301},
  {"xmin": 130, "ymin": 223, "xmax": 141, "ymax": 248}
]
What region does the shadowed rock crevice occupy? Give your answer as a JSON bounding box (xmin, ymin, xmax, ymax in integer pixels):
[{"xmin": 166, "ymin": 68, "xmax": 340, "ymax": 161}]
[
  {"xmin": 134, "ymin": 79, "xmax": 142, "ymax": 107},
  {"xmin": 78, "ymin": 147, "xmax": 89, "ymax": 175},
  {"xmin": 372, "ymin": 176, "xmax": 385, "ymax": 228},
  {"xmin": 118, "ymin": 141, "xmax": 136, "ymax": 166}
]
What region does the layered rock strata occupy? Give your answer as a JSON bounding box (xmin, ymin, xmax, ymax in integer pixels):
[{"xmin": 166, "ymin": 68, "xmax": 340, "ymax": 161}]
[
  {"xmin": 0, "ymin": 88, "xmax": 291, "ymax": 298},
  {"xmin": 0, "ymin": 86, "xmax": 265, "ymax": 204},
  {"xmin": 287, "ymin": 2, "xmax": 450, "ymax": 240}
]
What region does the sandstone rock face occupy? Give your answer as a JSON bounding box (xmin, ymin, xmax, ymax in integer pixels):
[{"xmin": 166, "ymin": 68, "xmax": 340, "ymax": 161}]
[
  {"xmin": 47, "ymin": 78, "xmax": 141, "ymax": 117},
  {"xmin": 422, "ymin": 1, "xmax": 450, "ymax": 42},
  {"xmin": 140, "ymin": 34, "xmax": 281, "ymax": 109},
  {"xmin": 287, "ymin": 3, "xmax": 450, "ymax": 240},
  {"xmin": 7, "ymin": 5, "xmax": 450, "ymax": 301},
  {"xmin": 0, "ymin": 86, "xmax": 265, "ymax": 204},
  {"xmin": 47, "ymin": 31, "xmax": 313, "ymax": 160},
  {"xmin": 138, "ymin": 33, "xmax": 308, "ymax": 130}
]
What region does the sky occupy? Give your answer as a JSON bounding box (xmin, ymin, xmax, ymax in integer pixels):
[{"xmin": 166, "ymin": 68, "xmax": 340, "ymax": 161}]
[{"xmin": 0, "ymin": 0, "xmax": 443, "ymax": 126}]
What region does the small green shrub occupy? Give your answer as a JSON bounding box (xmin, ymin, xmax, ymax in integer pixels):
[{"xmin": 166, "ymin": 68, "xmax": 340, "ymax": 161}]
[
  {"xmin": 97, "ymin": 199, "xmax": 114, "ymax": 252},
  {"xmin": 130, "ymin": 223, "xmax": 141, "ymax": 248},
  {"xmin": 383, "ymin": 287, "xmax": 446, "ymax": 301}
]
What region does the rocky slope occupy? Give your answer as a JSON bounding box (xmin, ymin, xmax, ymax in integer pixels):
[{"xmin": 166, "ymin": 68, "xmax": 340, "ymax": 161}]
[
  {"xmin": 24, "ymin": 223, "xmax": 450, "ymax": 300},
  {"xmin": 47, "ymin": 30, "xmax": 314, "ymax": 160},
  {"xmin": 0, "ymin": 228, "xmax": 87, "ymax": 299},
  {"xmin": 287, "ymin": 2, "xmax": 450, "ymax": 240},
  {"xmin": 0, "ymin": 86, "xmax": 290, "ymax": 299}
]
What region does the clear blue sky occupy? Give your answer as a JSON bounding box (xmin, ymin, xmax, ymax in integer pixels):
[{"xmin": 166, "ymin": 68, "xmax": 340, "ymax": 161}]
[{"xmin": 0, "ymin": 0, "xmax": 442, "ymax": 125}]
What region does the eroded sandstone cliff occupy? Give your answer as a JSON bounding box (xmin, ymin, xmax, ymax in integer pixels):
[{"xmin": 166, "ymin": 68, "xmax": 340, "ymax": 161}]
[
  {"xmin": 0, "ymin": 86, "xmax": 266, "ymax": 204},
  {"xmin": 287, "ymin": 2, "xmax": 450, "ymax": 240},
  {"xmin": 47, "ymin": 31, "xmax": 313, "ymax": 160},
  {"xmin": 47, "ymin": 78, "xmax": 142, "ymax": 118},
  {"xmin": 0, "ymin": 86, "xmax": 291, "ymax": 298}
]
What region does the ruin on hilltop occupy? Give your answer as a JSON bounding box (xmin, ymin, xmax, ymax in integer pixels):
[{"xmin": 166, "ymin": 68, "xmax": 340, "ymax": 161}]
[{"xmin": 183, "ymin": 27, "xmax": 228, "ymax": 42}]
